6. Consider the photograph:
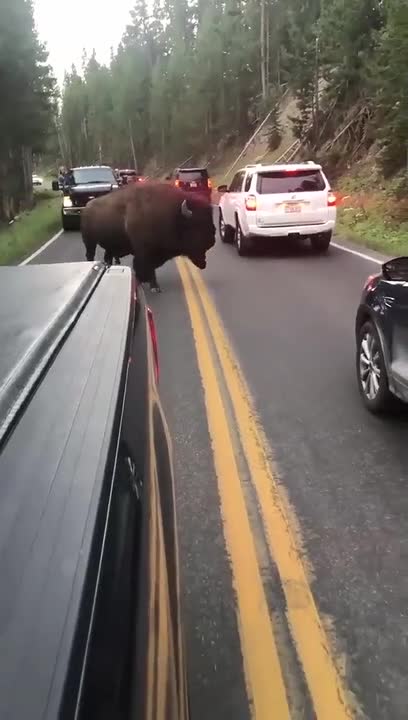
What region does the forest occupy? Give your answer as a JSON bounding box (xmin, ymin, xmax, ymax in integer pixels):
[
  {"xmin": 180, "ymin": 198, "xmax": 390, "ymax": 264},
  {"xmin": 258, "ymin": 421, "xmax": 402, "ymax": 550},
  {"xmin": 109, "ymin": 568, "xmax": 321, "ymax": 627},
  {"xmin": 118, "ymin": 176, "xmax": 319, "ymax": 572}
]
[
  {"xmin": 1, "ymin": 0, "xmax": 408, "ymax": 222},
  {"xmin": 59, "ymin": 0, "xmax": 408, "ymax": 179},
  {"xmin": 0, "ymin": 0, "xmax": 56, "ymax": 221}
]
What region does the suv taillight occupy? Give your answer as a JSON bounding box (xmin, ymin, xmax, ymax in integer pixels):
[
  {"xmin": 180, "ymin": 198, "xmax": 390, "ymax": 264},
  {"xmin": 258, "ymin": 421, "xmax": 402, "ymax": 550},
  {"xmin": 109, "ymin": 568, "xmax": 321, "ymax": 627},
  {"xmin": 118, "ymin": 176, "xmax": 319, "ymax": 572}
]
[
  {"xmin": 328, "ymin": 191, "xmax": 337, "ymax": 207},
  {"xmin": 208, "ymin": 179, "xmax": 212, "ymax": 189},
  {"xmin": 364, "ymin": 274, "xmax": 380, "ymax": 292},
  {"xmin": 147, "ymin": 307, "xmax": 159, "ymax": 384},
  {"xmin": 245, "ymin": 195, "xmax": 257, "ymax": 211},
  {"xmin": 175, "ymin": 179, "xmax": 180, "ymax": 188}
]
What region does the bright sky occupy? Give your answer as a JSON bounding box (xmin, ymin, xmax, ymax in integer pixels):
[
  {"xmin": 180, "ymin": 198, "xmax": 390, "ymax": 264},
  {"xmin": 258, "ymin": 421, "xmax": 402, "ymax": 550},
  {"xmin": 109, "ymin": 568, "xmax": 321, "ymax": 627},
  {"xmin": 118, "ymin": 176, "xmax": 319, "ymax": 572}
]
[{"xmin": 34, "ymin": 0, "xmax": 135, "ymax": 85}]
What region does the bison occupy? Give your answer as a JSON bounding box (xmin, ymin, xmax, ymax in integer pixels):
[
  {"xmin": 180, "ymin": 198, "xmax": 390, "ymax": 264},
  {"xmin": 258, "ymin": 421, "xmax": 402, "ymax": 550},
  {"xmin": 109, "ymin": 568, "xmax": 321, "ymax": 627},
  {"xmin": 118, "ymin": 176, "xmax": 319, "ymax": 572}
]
[{"xmin": 81, "ymin": 182, "xmax": 216, "ymax": 292}]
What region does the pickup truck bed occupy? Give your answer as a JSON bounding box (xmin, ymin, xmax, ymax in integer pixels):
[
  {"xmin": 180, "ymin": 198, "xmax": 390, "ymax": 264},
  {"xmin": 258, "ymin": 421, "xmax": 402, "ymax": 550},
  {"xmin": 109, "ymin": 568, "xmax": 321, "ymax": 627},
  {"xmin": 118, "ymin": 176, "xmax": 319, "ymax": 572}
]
[
  {"xmin": 0, "ymin": 262, "xmax": 189, "ymax": 720},
  {"xmin": 0, "ymin": 262, "xmax": 132, "ymax": 717}
]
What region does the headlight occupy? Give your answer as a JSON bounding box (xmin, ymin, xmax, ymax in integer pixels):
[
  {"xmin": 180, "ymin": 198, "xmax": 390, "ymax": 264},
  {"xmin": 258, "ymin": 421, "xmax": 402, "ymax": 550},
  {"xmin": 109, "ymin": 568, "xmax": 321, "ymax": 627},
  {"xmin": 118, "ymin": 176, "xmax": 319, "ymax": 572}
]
[{"xmin": 63, "ymin": 196, "xmax": 73, "ymax": 208}]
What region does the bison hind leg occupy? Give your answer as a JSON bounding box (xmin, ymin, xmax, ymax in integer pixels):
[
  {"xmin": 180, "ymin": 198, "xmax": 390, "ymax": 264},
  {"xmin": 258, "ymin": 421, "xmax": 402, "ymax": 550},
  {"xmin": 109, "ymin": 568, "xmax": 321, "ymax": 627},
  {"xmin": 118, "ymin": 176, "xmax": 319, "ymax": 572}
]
[{"xmin": 83, "ymin": 239, "xmax": 97, "ymax": 262}]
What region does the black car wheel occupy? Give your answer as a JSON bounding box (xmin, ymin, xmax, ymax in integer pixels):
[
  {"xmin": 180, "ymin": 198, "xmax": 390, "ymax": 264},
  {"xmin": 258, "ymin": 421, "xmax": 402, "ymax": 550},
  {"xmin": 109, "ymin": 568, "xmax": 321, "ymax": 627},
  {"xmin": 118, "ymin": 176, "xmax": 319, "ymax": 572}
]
[
  {"xmin": 310, "ymin": 231, "xmax": 332, "ymax": 254},
  {"xmin": 357, "ymin": 320, "xmax": 394, "ymax": 413},
  {"xmin": 235, "ymin": 218, "xmax": 251, "ymax": 256},
  {"xmin": 219, "ymin": 210, "xmax": 234, "ymax": 244}
]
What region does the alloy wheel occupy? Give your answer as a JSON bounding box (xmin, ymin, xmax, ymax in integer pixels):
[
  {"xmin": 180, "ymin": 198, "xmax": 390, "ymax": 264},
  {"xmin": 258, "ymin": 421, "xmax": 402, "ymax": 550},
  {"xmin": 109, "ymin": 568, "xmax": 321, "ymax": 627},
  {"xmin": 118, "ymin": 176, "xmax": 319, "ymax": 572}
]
[{"xmin": 359, "ymin": 331, "xmax": 381, "ymax": 400}]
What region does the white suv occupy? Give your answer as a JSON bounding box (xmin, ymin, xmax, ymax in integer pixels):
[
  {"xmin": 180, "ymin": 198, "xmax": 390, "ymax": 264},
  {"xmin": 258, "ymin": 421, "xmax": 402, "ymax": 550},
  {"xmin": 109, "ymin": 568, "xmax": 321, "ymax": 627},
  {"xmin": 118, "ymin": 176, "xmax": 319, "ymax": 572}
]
[{"xmin": 218, "ymin": 162, "xmax": 337, "ymax": 255}]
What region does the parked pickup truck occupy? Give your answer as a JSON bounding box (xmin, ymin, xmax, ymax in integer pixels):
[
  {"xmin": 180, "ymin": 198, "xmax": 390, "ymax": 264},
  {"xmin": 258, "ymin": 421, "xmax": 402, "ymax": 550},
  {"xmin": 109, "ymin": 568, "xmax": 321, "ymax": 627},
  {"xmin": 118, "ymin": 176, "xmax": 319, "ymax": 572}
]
[{"xmin": 0, "ymin": 261, "xmax": 189, "ymax": 720}]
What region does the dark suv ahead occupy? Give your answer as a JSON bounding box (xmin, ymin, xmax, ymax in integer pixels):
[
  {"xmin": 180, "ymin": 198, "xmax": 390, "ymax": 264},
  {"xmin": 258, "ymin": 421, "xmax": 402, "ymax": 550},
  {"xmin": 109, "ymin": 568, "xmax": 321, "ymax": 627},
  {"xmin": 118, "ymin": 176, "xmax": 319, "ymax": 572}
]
[
  {"xmin": 356, "ymin": 256, "xmax": 408, "ymax": 413},
  {"xmin": 52, "ymin": 165, "xmax": 119, "ymax": 231},
  {"xmin": 173, "ymin": 167, "xmax": 212, "ymax": 201}
]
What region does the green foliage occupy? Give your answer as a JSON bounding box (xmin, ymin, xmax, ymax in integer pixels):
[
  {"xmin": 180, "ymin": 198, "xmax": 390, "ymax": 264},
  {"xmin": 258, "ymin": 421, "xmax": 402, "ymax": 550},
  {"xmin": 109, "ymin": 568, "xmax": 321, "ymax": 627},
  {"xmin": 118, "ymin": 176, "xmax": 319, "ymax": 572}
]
[
  {"xmin": 0, "ymin": 195, "xmax": 60, "ymax": 265},
  {"xmin": 0, "ymin": 0, "xmax": 56, "ymax": 222},
  {"xmin": 57, "ymin": 0, "xmax": 408, "ymax": 184},
  {"xmin": 374, "ymin": 0, "xmax": 408, "ymax": 176}
]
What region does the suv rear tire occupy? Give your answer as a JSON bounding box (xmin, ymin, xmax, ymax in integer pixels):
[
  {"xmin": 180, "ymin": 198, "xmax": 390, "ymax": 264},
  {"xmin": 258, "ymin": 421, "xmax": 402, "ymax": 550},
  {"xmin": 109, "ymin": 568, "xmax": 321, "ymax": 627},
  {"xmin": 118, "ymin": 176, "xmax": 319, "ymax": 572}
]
[
  {"xmin": 236, "ymin": 219, "xmax": 251, "ymax": 256},
  {"xmin": 310, "ymin": 231, "xmax": 332, "ymax": 253},
  {"xmin": 219, "ymin": 210, "xmax": 234, "ymax": 244}
]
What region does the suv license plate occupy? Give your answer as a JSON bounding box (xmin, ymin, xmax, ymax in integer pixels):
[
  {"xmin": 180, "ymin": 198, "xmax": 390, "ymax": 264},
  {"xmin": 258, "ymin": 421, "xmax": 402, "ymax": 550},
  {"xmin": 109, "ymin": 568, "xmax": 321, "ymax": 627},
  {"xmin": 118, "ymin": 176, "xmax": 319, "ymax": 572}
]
[
  {"xmin": 285, "ymin": 204, "xmax": 301, "ymax": 213},
  {"xmin": 190, "ymin": 181, "xmax": 198, "ymax": 188}
]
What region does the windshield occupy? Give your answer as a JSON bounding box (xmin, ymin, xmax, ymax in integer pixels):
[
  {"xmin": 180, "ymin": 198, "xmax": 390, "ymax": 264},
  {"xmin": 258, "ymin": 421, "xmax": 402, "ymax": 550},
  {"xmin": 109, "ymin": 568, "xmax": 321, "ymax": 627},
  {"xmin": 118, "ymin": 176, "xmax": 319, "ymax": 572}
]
[
  {"xmin": 72, "ymin": 168, "xmax": 115, "ymax": 185},
  {"xmin": 257, "ymin": 170, "xmax": 326, "ymax": 194}
]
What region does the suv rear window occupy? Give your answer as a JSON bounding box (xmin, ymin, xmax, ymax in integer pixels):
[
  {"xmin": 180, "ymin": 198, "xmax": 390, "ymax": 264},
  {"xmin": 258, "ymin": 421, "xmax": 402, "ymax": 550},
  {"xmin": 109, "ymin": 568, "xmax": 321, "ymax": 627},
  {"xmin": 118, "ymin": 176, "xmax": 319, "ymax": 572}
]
[
  {"xmin": 257, "ymin": 170, "xmax": 326, "ymax": 194},
  {"xmin": 177, "ymin": 169, "xmax": 208, "ymax": 181}
]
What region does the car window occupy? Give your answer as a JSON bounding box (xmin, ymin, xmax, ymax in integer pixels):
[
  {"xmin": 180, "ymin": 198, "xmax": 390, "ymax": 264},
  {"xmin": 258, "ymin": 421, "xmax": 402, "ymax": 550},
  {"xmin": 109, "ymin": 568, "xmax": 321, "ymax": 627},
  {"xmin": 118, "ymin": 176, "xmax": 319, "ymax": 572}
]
[
  {"xmin": 178, "ymin": 170, "xmax": 208, "ymax": 181},
  {"xmin": 230, "ymin": 171, "xmax": 245, "ymax": 192},
  {"xmin": 73, "ymin": 168, "xmax": 116, "ymax": 184},
  {"xmin": 257, "ymin": 170, "xmax": 326, "ymax": 194},
  {"xmin": 244, "ymin": 173, "xmax": 252, "ymax": 192}
]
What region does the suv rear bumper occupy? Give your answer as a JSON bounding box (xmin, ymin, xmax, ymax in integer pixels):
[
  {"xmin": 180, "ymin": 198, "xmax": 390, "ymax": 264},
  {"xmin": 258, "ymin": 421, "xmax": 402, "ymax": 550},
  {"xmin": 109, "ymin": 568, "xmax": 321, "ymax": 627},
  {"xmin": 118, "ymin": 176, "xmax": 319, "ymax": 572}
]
[{"xmin": 247, "ymin": 219, "xmax": 335, "ymax": 238}]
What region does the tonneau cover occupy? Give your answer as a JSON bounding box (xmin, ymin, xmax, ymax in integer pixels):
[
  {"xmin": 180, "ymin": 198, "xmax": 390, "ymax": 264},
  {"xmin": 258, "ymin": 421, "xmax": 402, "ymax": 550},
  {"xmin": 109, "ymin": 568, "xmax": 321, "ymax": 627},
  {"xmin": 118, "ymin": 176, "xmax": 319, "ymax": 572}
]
[{"xmin": 0, "ymin": 262, "xmax": 133, "ymax": 719}]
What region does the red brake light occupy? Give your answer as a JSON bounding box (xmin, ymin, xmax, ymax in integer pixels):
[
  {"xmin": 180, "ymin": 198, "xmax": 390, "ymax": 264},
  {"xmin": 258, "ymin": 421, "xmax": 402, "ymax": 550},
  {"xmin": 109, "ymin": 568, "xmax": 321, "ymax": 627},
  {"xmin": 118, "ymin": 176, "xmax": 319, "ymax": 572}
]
[
  {"xmin": 328, "ymin": 191, "xmax": 337, "ymax": 207},
  {"xmin": 364, "ymin": 274, "xmax": 380, "ymax": 292},
  {"xmin": 208, "ymin": 179, "xmax": 212, "ymax": 189},
  {"xmin": 147, "ymin": 307, "xmax": 159, "ymax": 384},
  {"xmin": 175, "ymin": 179, "xmax": 180, "ymax": 188},
  {"xmin": 245, "ymin": 195, "xmax": 257, "ymax": 211}
]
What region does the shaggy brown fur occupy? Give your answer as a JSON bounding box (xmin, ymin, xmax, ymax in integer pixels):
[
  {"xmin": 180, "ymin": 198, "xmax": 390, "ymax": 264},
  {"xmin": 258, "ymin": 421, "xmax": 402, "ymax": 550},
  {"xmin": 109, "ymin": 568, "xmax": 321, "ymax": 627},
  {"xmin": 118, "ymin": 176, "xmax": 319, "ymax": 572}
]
[{"xmin": 81, "ymin": 182, "xmax": 216, "ymax": 291}]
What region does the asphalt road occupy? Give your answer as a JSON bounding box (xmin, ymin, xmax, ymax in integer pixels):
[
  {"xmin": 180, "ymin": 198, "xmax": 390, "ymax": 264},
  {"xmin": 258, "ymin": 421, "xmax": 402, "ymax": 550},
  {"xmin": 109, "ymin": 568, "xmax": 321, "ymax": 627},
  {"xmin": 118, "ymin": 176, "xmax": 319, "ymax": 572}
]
[{"xmin": 29, "ymin": 221, "xmax": 408, "ymax": 720}]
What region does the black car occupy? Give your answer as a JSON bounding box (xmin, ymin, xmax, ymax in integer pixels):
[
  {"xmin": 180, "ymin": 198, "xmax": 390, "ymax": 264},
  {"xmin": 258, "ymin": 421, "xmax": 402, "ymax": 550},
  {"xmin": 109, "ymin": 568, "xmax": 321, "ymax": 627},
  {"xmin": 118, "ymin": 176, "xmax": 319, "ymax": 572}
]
[
  {"xmin": 52, "ymin": 166, "xmax": 119, "ymax": 231},
  {"xmin": 356, "ymin": 256, "xmax": 408, "ymax": 413},
  {"xmin": 117, "ymin": 169, "xmax": 145, "ymax": 185},
  {"xmin": 0, "ymin": 262, "xmax": 189, "ymax": 720},
  {"xmin": 173, "ymin": 167, "xmax": 212, "ymax": 201}
]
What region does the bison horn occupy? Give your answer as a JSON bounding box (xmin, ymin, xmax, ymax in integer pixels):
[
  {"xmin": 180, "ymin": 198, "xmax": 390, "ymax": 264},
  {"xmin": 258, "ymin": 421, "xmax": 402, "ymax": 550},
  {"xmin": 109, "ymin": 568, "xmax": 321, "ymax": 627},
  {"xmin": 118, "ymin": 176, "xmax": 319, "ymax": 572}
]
[{"xmin": 181, "ymin": 199, "xmax": 193, "ymax": 219}]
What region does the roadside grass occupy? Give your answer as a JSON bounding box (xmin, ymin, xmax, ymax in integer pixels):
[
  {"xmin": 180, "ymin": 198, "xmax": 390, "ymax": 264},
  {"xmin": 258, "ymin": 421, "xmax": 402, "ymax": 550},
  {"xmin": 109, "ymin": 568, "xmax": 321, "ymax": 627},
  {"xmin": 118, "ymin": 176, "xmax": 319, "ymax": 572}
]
[
  {"xmin": 336, "ymin": 209, "xmax": 408, "ymax": 257},
  {"xmin": 0, "ymin": 190, "xmax": 61, "ymax": 265},
  {"xmin": 336, "ymin": 171, "xmax": 408, "ymax": 257}
]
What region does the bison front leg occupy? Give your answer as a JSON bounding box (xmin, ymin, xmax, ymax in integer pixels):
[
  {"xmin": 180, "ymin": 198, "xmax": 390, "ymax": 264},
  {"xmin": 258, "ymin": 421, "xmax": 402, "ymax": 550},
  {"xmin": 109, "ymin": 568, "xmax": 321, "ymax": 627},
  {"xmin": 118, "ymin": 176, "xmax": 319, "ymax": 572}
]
[
  {"xmin": 132, "ymin": 256, "xmax": 161, "ymax": 293},
  {"xmin": 83, "ymin": 239, "xmax": 97, "ymax": 262},
  {"xmin": 149, "ymin": 269, "xmax": 161, "ymax": 293},
  {"xmin": 103, "ymin": 250, "xmax": 113, "ymax": 266}
]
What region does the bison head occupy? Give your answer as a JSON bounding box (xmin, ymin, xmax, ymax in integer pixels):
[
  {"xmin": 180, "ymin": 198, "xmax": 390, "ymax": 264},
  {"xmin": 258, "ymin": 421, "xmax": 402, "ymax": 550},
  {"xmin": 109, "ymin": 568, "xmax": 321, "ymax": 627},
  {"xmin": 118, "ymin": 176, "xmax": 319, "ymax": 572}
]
[{"xmin": 180, "ymin": 197, "xmax": 216, "ymax": 269}]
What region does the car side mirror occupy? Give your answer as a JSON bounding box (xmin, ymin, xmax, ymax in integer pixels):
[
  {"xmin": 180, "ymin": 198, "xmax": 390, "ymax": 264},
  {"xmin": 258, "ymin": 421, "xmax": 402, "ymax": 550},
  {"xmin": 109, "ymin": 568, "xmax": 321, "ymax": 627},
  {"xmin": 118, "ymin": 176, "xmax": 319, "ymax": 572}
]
[
  {"xmin": 52, "ymin": 180, "xmax": 60, "ymax": 192},
  {"xmin": 383, "ymin": 257, "xmax": 408, "ymax": 281},
  {"xmin": 218, "ymin": 184, "xmax": 228, "ymax": 193}
]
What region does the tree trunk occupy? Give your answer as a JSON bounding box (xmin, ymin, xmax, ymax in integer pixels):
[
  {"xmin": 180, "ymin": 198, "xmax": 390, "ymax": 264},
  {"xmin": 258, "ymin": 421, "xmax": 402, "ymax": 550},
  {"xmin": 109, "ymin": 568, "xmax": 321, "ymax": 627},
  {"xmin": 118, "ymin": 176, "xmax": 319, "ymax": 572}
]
[
  {"xmin": 260, "ymin": 0, "xmax": 266, "ymax": 100},
  {"xmin": 265, "ymin": 1, "xmax": 270, "ymax": 93}
]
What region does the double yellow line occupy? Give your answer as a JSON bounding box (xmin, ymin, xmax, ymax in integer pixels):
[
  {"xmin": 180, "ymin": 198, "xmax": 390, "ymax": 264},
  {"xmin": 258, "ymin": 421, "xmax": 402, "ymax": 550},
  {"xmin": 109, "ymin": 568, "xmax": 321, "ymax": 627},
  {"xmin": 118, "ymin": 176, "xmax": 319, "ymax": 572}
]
[{"xmin": 177, "ymin": 258, "xmax": 354, "ymax": 720}]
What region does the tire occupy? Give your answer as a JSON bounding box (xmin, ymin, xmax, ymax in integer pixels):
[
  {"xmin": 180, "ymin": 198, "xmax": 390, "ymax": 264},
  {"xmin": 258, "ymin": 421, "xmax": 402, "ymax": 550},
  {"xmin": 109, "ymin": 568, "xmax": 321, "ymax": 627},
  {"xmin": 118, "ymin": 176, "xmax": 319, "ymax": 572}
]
[
  {"xmin": 310, "ymin": 231, "xmax": 332, "ymax": 253},
  {"xmin": 235, "ymin": 218, "xmax": 252, "ymax": 256},
  {"xmin": 219, "ymin": 210, "xmax": 234, "ymax": 244},
  {"xmin": 62, "ymin": 213, "xmax": 78, "ymax": 232},
  {"xmin": 356, "ymin": 320, "xmax": 394, "ymax": 413}
]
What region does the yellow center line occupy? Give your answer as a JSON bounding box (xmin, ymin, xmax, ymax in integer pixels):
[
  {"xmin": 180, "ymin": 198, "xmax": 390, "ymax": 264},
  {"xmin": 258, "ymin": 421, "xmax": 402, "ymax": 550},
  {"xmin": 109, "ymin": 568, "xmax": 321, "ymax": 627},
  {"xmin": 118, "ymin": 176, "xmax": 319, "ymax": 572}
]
[
  {"xmin": 183, "ymin": 259, "xmax": 355, "ymax": 720},
  {"xmin": 177, "ymin": 259, "xmax": 291, "ymax": 719}
]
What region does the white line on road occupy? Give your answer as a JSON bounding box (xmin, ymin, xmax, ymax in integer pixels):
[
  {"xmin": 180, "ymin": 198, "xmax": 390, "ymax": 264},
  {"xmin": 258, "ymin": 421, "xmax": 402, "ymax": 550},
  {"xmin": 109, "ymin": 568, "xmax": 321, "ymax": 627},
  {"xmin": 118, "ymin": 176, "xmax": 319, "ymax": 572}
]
[
  {"xmin": 19, "ymin": 229, "xmax": 64, "ymax": 266},
  {"xmin": 331, "ymin": 241, "xmax": 384, "ymax": 266}
]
